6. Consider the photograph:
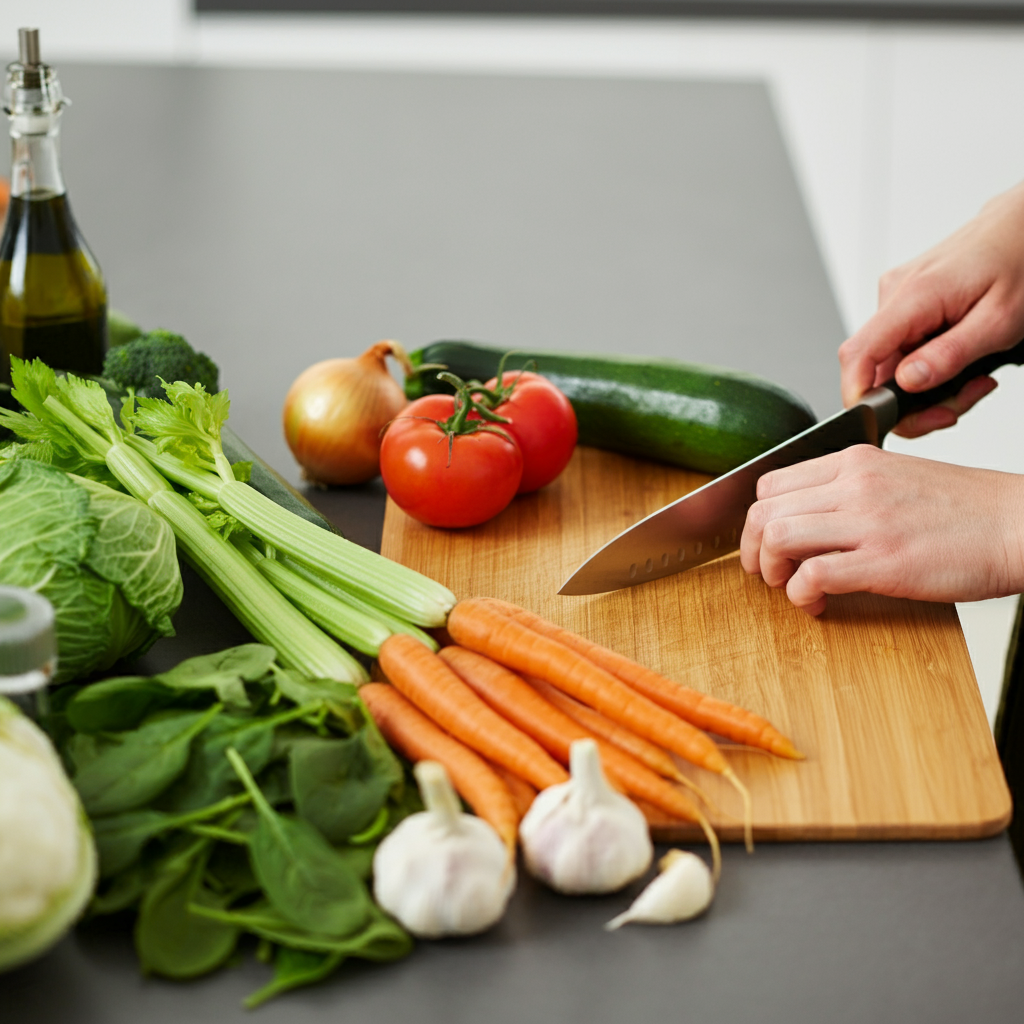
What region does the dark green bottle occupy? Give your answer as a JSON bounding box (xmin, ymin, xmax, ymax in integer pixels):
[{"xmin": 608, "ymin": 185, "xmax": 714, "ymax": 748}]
[{"xmin": 0, "ymin": 28, "xmax": 106, "ymax": 386}]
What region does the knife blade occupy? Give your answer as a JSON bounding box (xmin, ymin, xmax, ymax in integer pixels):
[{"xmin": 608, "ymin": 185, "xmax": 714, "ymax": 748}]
[{"xmin": 559, "ymin": 339, "xmax": 1024, "ymax": 596}]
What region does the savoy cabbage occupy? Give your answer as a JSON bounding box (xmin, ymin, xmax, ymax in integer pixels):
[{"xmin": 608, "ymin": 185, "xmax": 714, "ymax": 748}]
[{"xmin": 0, "ymin": 459, "xmax": 182, "ymax": 682}]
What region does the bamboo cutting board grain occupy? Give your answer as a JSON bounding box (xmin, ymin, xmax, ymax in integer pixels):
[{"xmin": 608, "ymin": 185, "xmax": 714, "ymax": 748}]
[{"xmin": 380, "ymin": 447, "xmax": 1012, "ymax": 842}]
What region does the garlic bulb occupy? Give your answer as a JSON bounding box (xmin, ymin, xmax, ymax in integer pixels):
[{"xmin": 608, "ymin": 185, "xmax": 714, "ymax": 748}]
[
  {"xmin": 373, "ymin": 760, "xmax": 515, "ymax": 938},
  {"xmin": 605, "ymin": 850, "xmax": 714, "ymax": 930},
  {"xmin": 519, "ymin": 739, "xmax": 652, "ymax": 895}
]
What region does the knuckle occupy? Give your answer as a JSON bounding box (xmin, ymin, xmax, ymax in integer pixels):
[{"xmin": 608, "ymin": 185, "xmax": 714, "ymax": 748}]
[
  {"xmin": 746, "ymin": 499, "xmax": 771, "ymax": 532},
  {"xmin": 761, "ymin": 517, "xmax": 790, "ymax": 551}
]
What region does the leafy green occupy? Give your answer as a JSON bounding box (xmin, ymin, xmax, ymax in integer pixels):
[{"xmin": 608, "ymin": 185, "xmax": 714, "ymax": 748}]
[
  {"xmin": 244, "ymin": 947, "xmax": 345, "ymax": 1009},
  {"xmin": 134, "ymin": 837, "xmax": 239, "ymax": 979},
  {"xmin": 0, "ymin": 459, "xmax": 182, "ymax": 682},
  {"xmin": 56, "ymin": 645, "xmax": 415, "ymax": 1006},
  {"xmin": 227, "ymin": 748, "xmax": 372, "ymax": 938},
  {"xmin": 290, "ymin": 730, "xmax": 402, "ymax": 843},
  {"xmin": 67, "ymin": 705, "xmax": 222, "ymax": 816},
  {"xmin": 156, "ymin": 644, "xmax": 276, "ymax": 707}
]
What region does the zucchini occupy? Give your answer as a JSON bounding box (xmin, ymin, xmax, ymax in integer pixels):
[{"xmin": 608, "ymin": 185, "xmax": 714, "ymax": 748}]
[{"xmin": 405, "ymin": 341, "xmax": 816, "ymax": 475}]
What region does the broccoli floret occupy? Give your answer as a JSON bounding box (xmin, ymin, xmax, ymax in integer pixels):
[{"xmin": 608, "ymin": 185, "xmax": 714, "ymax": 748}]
[{"xmin": 102, "ymin": 330, "xmax": 220, "ymax": 397}]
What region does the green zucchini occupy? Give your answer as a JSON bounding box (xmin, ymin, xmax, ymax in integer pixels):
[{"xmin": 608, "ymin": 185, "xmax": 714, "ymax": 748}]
[{"xmin": 405, "ymin": 341, "xmax": 816, "ymax": 475}]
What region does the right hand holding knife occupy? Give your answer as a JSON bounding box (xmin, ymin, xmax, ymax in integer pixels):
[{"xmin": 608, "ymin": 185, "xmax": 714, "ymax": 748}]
[{"xmin": 742, "ymin": 180, "xmax": 1024, "ymax": 615}]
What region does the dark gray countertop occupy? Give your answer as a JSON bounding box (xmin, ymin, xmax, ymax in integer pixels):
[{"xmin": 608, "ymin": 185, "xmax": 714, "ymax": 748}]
[{"xmin": 4, "ymin": 62, "xmax": 1023, "ymax": 1022}]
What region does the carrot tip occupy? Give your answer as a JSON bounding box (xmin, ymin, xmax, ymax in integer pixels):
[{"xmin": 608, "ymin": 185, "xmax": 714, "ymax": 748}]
[
  {"xmin": 723, "ymin": 767, "xmax": 754, "ymax": 854},
  {"xmin": 771, "ymin": 739, "xmax": 806, "ymax": 760}
]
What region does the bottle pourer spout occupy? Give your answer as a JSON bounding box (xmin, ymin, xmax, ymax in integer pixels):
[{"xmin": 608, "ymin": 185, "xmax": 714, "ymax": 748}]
[{"xmin": 19, "ymin": 28, "xmax": 40, "ymax": 68}]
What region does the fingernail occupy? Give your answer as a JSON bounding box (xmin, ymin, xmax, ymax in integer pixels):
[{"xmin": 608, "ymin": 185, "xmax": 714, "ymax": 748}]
[{"xmin": 900, "ymin": 360, "xmax": 930, "ymax": 388}]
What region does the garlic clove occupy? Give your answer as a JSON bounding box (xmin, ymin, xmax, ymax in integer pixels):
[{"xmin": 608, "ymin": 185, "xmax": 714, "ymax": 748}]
[
  {"xmin": 604, "ymin": 849, "xmax": 715, "ymax": 930},
  {"xmin": 373, "ymin": 761, "xmax": 515, "ymax": 938},
  {"xmin": 519, "ymin": 739, "xmax": 652, "ymax": 895}
]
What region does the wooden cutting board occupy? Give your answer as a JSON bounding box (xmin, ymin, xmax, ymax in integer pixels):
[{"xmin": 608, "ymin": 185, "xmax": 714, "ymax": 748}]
[{"xmin": 380, "ymin": 446, "xmax": 1012, "ymax": 842}]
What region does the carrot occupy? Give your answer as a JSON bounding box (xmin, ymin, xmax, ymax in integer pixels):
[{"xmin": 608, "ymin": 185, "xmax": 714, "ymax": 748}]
[
  {"xmin": 437, "ymin": 645, "xmax": 720, "ymax": 861},
  {"xmin": 483, "ymin": 597, "xmax": 802, "ymax": 760},
  {"xmin": 526, "ymin": 675, "xmax": 719, "ymax": 815},
  {"xmin": 447, "ymin": 600, "xmax": 753, "ymax": 851},
  {"xmin": 378, "ymin": 633, "xmax": 568, "ymax": 791},
  {"xmin": 488, "ymin": 761, "xmax": 537, "ymax": 820},
  {"xmin": 528, "ymin": 676, "xmax": 683, "ymax": 781},
  {"xmin": 360, "ymin": 682, "xmax": 519, "ymax": 850}
]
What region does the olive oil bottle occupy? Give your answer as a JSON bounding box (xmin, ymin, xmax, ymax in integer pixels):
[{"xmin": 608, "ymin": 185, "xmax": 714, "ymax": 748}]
[{"xmin": 0, "ymin": 28, "xmax": 106, "ymax": 386}]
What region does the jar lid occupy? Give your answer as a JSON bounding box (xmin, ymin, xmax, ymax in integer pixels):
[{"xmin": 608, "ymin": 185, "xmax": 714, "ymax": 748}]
[{"xmin": 0, "ymin": 586, "xmax": 56, "ymax": 677}]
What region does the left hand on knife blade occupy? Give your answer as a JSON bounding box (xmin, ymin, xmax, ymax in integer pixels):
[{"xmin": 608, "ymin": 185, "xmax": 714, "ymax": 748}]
[{"xmin": 739, "ymin": 444, "xmax": 1024, "ymax": 616}]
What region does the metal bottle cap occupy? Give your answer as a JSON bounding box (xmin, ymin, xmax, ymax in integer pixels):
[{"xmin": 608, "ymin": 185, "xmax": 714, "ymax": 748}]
[
  {"xmin": 4, "ymin": 27, "xmax": 66, "ymax": 135},
  {"xmin": 0, "ymin": 586, "xmax": 57, "ymax": 682}
]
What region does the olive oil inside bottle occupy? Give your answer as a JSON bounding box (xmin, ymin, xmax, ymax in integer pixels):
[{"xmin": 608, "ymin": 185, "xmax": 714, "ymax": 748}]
[{"xmin": 0, "ymin": 192, "xmax": 106, "ymax": 385}]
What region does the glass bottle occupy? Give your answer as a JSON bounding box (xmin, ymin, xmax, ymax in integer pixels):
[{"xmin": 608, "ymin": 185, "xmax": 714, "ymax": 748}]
[
  {"xmin": 0, "ymin": 28, "xmax": 106, "ymax": 386},
  {"xmin": 0, "ymin": 585, "xmax": 56, "ymax": 721}
]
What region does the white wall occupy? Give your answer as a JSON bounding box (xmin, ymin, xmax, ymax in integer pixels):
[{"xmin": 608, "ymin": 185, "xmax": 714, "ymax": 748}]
[{"xmin": 2, "ymin": 2, "xmax": 1021, "ymax": 719}]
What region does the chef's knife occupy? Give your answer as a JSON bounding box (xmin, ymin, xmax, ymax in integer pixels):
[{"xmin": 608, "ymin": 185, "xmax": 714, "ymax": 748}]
[{"xmin": 559, "ymin": 340, "xmax": 1024, "ymax": 596}]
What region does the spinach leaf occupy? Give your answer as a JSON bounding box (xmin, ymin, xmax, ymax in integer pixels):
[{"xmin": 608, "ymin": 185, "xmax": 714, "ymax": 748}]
[
  {"xmin": 92, "ymin": 793, "xmax": 251, "ymax": 877},
  {"xmin": 64, "ymin": 677, "xmax": 189, "ymax": 733},
  {"xmin": 226, "ymin": 748, "xmax": 372, "ymax": 938},
  {"xmin": 68, "ymin": 705, "xmax": 222, "ymax": 816},
  {"xmin": 190, "ymin": 900, "xmax": 412, "ymax": 959},
  {"xmin": 244, "ymin": 947, "xmax": 345, "ymax": 1009},
  {"xmin": 155, "ymin": 644, "xmax": 278, "ymax": 708},
  {"xmin": 135, "ymin": 839, "xmax": 239, "ymax": 979},
  {"xmin": 290, "ymin": 731, "xmax": 400, "ymax": 843},
  {"xmin": 164, "ymin": 703, "xmax": 314, "ymax": 812},
  {"xmin": 90, "ymin": 862, "xmax": 148, "ymax": 916}
]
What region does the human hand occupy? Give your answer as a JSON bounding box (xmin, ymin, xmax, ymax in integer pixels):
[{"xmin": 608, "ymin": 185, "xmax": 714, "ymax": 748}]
[
  {"xmin": 839, "ymin": 181, "xmax": 1024, "ymax": 438},
  {"xmin": 740, "ymin": 445, "xmax": 1024, "ymax": 616}
]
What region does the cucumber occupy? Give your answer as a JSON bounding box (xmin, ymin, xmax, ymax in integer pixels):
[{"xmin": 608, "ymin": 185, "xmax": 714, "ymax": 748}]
[{"xmin": 406, "ymin": 341, "xmax": 816, "ymax": 475}]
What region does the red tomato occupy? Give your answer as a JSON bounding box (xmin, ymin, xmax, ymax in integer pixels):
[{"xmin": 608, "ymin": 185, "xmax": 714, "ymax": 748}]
[
  {"xmin": 482, "ymin": 371, "xmax": 578, "ymax": 493},
  {"xmin": 380, "ymin": 394, "xmax": 523, "ymax": 528}
]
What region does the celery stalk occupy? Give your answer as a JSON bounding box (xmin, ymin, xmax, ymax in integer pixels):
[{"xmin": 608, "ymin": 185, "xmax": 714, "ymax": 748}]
[
  {"xmin": 235, "ymin": 540, "xmax": 392, "ymax": 656},
  {"xmin": 124, "ymin": 430, "xmax": 455, "ymax": 627},
  {"xmin": 40, "ymin": 392, "xmax": 367, "ymax": 683}
]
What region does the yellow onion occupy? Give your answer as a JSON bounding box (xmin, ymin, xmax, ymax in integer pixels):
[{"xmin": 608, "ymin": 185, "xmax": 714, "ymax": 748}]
[{"xmin": 282, "ymin": 340, "xmax": 413, "ymax": 485}]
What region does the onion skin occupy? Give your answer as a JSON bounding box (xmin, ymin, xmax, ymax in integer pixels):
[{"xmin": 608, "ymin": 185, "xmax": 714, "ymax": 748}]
[{"xmin": 283, "ymin": 340, "xmax": 412, "ymax": 486}]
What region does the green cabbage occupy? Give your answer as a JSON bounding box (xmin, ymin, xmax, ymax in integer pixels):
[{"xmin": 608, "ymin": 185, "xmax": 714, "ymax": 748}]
[
  {"xmin": 0, "ymin": 697, "xmax": 97, "ymax": 971},
  {"xmin": 0, "ymin": 460, "xmax": 183, "ymax": 682}
]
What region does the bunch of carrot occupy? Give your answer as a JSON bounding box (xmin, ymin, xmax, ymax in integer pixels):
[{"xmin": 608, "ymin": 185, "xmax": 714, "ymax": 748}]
[{"xmin": 361, "ymin": 597, "xmax": 803, "ymax": 878}]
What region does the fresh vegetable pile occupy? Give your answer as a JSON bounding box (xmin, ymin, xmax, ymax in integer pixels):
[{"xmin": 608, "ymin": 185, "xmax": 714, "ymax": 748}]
[
  {"xmin": 0, "ymin": 358, "xmax": 455, "ymax": 683},
  {"xmin": 282, "ymin": 344, "xmax": 579, "ymax": 528},
  {"xmin": 48, "ymin": 644, "xmax": 415, "ymax": 1007},
  {"xmin": 365, "ymin": 596, "xmax": 804, "ymax": 929}
]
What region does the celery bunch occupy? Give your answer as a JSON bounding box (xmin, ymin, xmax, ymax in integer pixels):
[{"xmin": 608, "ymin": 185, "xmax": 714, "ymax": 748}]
[{"xmin": 0, "ymin": 359, "xmax": 454, "ymax": 683}]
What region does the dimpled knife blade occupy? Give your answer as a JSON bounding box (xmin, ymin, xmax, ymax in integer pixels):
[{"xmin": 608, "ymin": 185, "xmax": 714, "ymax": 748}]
[{"xmin": 558, "ymin": 396, "xmax": 894, "ymax": 596}]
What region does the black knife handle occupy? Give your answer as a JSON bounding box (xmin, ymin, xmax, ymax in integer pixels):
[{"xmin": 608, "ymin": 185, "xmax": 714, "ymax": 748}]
[{"xmin": 885, "ymin": 337, "xmax": 1024, "ymax": 420}]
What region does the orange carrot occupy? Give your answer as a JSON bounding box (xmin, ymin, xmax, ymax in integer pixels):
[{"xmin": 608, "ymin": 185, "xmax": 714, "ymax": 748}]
[
  {"xmin": 526, "ymin": 675, "xmax": 719, "ymax": 815},
  {"xmin": 488, "ymin": 761, "xmax": 537, "ymax": 820},
  {"xmin": 447, "ymin": 600, "xmax": 752, "ymax": 851},
  {"xmin": 528, "ymin": 677, "xmax": 683, "ymax": 782},
  {"xmin": 484, "ymin": 597, "xmax": 802, "ymax": 760},
  {"xmin": 361, "ymin": 682, "xmax": 519, "ymax": 850},
  {"xmin": 438, "ymin": 646, "xmax": 714, "ymax": 834},
  {"xmin": 447, "ymin": 601, "xmax": 729, "ymax": 775},
  {"xmin": 378, "ymin": 633, "xmax": 568, "ymax": 791}
]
